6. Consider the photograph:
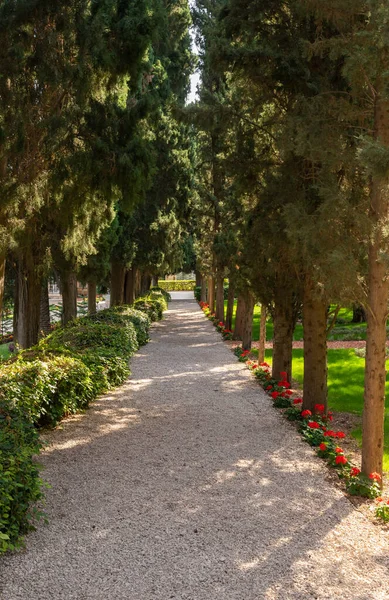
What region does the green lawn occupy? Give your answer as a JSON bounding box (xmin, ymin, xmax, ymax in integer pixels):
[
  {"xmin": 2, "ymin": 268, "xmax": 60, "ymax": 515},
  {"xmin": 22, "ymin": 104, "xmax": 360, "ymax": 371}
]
[
  {"xmin": 0, "ymin": 343, "xmax": 11, "ymax": 362},
  {"xmin": 259, "ymin": 348, "xmax": 389, "ymax": 472},
  {"xmin": 226, "ymin": 301, "xmax": 371, "ymax": 342}
]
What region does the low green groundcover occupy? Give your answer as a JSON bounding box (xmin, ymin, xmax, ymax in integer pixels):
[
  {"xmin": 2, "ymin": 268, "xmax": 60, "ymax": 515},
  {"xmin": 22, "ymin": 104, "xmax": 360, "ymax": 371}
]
[{"xmin": 0, "ymin": 295, "xmax": 167, "ymax": 553}]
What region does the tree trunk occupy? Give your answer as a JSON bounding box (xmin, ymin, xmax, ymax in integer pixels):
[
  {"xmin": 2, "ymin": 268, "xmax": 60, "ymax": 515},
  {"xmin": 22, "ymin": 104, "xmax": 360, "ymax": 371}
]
[
  {"xmin": 39, "ymin": 279, "xmax": 51, "ymax": 336},
  {"xmin": 352, "ymin": 304, "xmax": 367, "ymax": 323},
  {"xmin": 200, "ymin": 276, "xmax": 207, "ymax": 303},
  {"xmin": 151, "ymin": 275, "xmax": 158, "ymax": 288},
  {"xmin": 16, "ymin": 252, "xmax": 42, "ymax": 348},
  {"xmin": 207, "ymin": 275, "xmax": 215, "ymax": 313},
  {"xmin": 272, "ymin": 288, "xmax": 294, "ymax": 383},
  {"xmin": 140, "ymin": 273, "xmax": 151, "ymax": 296},
  {"xmin": 124, "ymin": 268, "xmax": 135, "ymax": 305},
  {"xmin": 303, "ymin": 278, "xmax": 328, "ymax": 411},
  {"xmin": 362, "ymin": 97, "xmax": 389, "ymax": 478},
  {"xmin": 215, "ymin": 272, "xmax": 225, "ymax": 322},
  {"xmin": 13, "ymin": 265, "xmax": 19, "ymax": 344},
  {"xmin": 225, "ymin": 283, "xmax": 235, "ymax": 331},
  {"xmin": 241, "ymin": 290, "xmax": 255, "ymax": 350},
  {"xmin": 258, "ymin": 305, "xmax": 267, "ymax": 363},
  {"xmin": 61, "ymin": 272, "xmax": 78, "ymax": 325},
  {"xmin": 135, "ymin": 269, "xmax": 142, "ymax": 298},
  {"xmin": 88, "ymin": 281, "xmax": 97, "ymax": 315},
  {"xmin": 110, "ymin": 260, "xmax": 126, "ymax": 307},
  {"xmin": 195, "ymin": 270, "xmax": 201, "ymax": 287},
  {"xmin": 0, "ymin": 252, "xmax": 5, "ymax": 318},
  {"xmin": 233, "ymin": 293, "xmax": 245, "ymax": 340}
]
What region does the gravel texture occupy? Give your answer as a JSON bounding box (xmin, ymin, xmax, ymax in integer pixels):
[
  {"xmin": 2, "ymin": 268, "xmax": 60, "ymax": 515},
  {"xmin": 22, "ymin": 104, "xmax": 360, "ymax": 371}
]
[{"xmin": 1, "ymin": 297, "xmax": 389, "ymax": 600}]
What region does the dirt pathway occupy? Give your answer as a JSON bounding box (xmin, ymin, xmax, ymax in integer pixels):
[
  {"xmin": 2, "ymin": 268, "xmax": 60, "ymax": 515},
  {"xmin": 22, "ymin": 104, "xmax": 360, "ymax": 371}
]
[{"xmin": 1, "ymin": 299, "xmax": 389, "ymax": 599}]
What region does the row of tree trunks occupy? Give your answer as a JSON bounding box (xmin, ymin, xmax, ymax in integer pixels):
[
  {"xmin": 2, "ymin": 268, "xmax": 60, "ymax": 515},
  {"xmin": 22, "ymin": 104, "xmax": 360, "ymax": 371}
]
[
  {"xmin": 110, "ymin": 261, "xmax": 151, "ymax": 309},
  {"xmin": 302, "ymin": 278, "xmax": 328, "ymax": 412},
  {"xmin": 272, "ymin": 288, "xmax": 295, "ymax": 384}
]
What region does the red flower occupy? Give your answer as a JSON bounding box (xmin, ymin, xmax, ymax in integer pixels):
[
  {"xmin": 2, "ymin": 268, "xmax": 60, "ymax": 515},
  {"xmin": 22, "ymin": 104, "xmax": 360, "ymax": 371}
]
[
  {"xmin": 307, "ymin": 421, "xmax": 320, "ymax": 429},
  {"xmin": 293, "ymin": 398, "xmax": 303, "ymax": 404},
  {"xmin": 285, "ymin": 390, "xmax": 293, "ymax": 396},
  {"xmin": 324, "ymin": 430, "xmax": 335, "ymax": 437},
  {"xmin": 335, "ymin": 447, "xmax": 343, "ymax": 454},
  {"xmin": 369, "ymin": 472, "xmax": 382, "ymax": 482},
  {"xmin": 251, "ymin": 364, "xmax": 258, "ymax": 369},
  {"xmin": 314, "ymin": 404, "xmax": 325, "ymax": 413},
  {"xmin": 271, "ymin": 391, "xmax": 279, "ymax": 399},
  {"xmin": 266, "ymin": 385, "xmax": 273, "ymax": 390},
  {"xmin": 350, "ymin": 467, "xmax": 360, "ymax": 477},
  {"xmin": 260, "ymin": 362, "xmax": 270, "ymax": 368},
  {"xmin": 301, "ymin": 409, "xmax": 312, "ymax": 418},
  {"xmin": 335, "ymin": 432, "xmax": 345, "ymax": 439},
  {"xmin": 319, "ymin": 443, "xmax": 327, "ymax": 451},
  {"xmin": 335, "ymin": 455, "xmax": 348, "ymax": 465},
  {"xmin": 280, "ymin": 371, "xmax": 287, "ymax": 379}
]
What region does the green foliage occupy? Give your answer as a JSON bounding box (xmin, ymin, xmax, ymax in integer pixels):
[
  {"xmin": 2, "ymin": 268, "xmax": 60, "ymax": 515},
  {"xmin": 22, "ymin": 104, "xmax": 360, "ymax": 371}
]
[
  {"xmin": 0, "ymin": 357, "xmax": 94, "ymax": 428},
  {"xmin": 345, "ymin": 473, "xmax": 381, "ymax": 499},
  {"xmin": 150, "ymin": 286, "xmax": 171, "ymax": 302},
  {"xmin": 158, "ymin": 280, "xmax": 195, "ymax": 291},
  {"xmin": 0, "ymin": 396, "xmax": 44, "ymax": 553},
  {"xmin": 86, "ymin": 306, "xmax": 151, "ymax": 347},
  {"xmin": 194, "ymin": 286, "xmax": 201, "ymax": 301}
]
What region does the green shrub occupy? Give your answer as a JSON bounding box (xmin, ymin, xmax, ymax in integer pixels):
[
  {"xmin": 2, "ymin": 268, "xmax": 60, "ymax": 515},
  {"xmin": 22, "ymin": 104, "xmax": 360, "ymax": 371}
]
[
  {"xmin": 158, "ymin": 280, "xmax": 195, "ymax": 291},
  {"xmin": 150, "ymin": 286, "xmax": 171, "ymax": 302},
  {"xmin": 0, "ymin": 396, "xmax": 44, "ymax": 553},
  {"xmin": 134, "ymin": 299, "xmax": 160, "ymax": 321},
  {"xmin": 85, "ymin": 306, "xmax": 151, "ymax": 347},
  {"xmin": 194, "ymin": 286, "xmax": 201, "ymax": 301},
  {"xmin": 79, "ymin": 349, "xmax": 130, "ymax": 395},
  {"xmin": 43, "ymin": 320, "xmax": 139, "ymax": 358},
  {"xmin": 0, "ymin": 357, "xmax": 94, "ymax": 428}
]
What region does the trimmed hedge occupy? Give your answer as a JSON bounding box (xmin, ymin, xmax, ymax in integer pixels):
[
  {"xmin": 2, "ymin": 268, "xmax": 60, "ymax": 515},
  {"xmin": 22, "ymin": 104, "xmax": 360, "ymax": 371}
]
[
  {"xmin": 158, "ymin": 280, "xmax": 195, "ymax": 291},
  {"xmin": 0, "ymin": 297, "xmax": 166, "ymax": 553}
]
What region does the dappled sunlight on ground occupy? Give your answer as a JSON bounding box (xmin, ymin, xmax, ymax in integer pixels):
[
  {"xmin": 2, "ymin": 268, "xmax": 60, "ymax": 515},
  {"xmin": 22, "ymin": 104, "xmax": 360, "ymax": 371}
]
[{"xmin": 2, "ymin": 299, "xmax": 389, "ymax": 600}]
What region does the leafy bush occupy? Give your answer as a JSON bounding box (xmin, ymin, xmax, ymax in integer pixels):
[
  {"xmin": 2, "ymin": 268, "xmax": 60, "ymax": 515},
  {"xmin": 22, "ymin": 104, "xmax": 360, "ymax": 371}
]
[
  {"xmin": 158, "ymin": 280, "xmax": 195, "ymax": 291},
  {"xmin": 0, "ymin": 396, "xmax": 44, "ymax": 553},
  {"xmin": 150, "ymin": 286, "xmax": 171, "ymax": 303},
  {"xmin": 0, "ymin": 357, "xmax": 94, "ymax": 428},
  {"xmin": 134, "ymin": 298, "xmax": 161, "ymax": 321},
  {"xmin": 43, "ymin": 320, "xmax": 139, "ymax": 357},
  {"xmin": 85, "ymin": 306, "xmax": 150, "ymax": 347},
  {"xmin": 194, "ymin": 286, "xmax": 201, "ymax": 301}
]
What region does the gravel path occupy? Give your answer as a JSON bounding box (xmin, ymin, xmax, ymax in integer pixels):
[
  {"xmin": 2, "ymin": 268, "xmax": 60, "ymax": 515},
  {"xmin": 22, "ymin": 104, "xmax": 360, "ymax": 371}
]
[{"xmin": 1, "ymin": 299, "xmax": 389, "ymax": 600}]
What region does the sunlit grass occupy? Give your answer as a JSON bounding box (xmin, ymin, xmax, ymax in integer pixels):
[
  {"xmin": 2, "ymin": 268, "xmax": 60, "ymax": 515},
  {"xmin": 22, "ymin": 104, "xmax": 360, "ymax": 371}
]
[{"xmin": 0, "ymin": 343, "xmax": 10, "ymax": 361}]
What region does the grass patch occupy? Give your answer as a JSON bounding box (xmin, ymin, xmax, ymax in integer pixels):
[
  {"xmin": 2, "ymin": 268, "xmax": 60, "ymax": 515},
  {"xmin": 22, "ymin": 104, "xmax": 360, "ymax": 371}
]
[
  {"xmin": 256, "ymin": 348, "xmax": 389, "ymax": 472},
  {"xmin": 0, "ymin": 343, "xmax": 11, "ymax": 361}
]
